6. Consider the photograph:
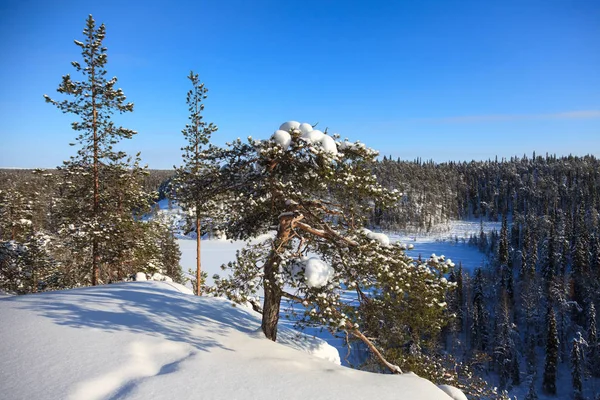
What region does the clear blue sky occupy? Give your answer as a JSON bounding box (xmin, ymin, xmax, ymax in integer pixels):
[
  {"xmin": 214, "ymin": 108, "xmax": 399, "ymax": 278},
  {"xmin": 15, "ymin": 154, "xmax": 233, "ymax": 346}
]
[{"xmin": 1, "ymin": 0, "xmax": 599, "ymax": 169}]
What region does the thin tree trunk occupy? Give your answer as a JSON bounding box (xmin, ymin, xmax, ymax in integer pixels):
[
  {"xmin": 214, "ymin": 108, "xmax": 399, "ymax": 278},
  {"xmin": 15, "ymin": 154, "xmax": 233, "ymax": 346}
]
[
  {"xmin": 196, "ymin": 215, "xmax": 201, "ymax": 296},
  {"xmin": 91, "ymin": 58, "xmax": 99, "ymax": 286}
]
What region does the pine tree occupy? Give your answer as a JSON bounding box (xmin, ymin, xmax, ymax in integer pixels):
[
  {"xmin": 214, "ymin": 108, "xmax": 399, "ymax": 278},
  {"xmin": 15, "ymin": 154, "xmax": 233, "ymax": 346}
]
[
  {"xmin": 588, "ymin": 302, "xmax": 600, "ymax": 377},
  {"xmin": 571, "ymin": 334, "xmax": 584, "ymax": 400},
  {"xmin": 471, "ymin": 268, "xmax": 488, "ymax": 352},
  {"xmin": 44, "ymin": 15, "xmax": 147, "ymax": 285},
  {"xmin": 209, "ymin": 121, "xmax": 453, "ymax": 373},
  {"xmin": 542, "ymin": 306, "xmax": 559, "ymax": 395},
  {"xmin": 173, "ymin": 71, "xmax": 218, "ymax": 295},
  {"xmin": 524, "ymin": 375, "xmax": 538, "ymax": 400}
]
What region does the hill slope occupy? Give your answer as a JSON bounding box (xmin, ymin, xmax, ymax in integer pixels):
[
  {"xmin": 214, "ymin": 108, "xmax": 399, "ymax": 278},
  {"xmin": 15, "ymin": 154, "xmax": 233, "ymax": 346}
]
[{"xmin": 0, "ymin": 282, "xmax": 454, "ymax": 400}]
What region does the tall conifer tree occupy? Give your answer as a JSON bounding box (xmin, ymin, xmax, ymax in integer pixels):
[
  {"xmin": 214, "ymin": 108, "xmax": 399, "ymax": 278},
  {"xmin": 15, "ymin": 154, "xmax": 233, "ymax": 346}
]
[
  {"xmin": 44, "ymin": 15, "xmax": 146, "ymax": 285},
  {"xmin": 542, "ymin": 307, "xmax": 559, "ymax": 395},
  {"xmin": 173, "ymin": 71, "xmax": 218, "ymax": 295}
]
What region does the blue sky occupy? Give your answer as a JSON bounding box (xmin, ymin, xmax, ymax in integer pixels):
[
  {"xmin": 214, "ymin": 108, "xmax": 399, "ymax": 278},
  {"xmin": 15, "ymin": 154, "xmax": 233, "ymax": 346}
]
[{"xmin": 1, "ymin": 0, "xmax": 599, "ymax": 168}]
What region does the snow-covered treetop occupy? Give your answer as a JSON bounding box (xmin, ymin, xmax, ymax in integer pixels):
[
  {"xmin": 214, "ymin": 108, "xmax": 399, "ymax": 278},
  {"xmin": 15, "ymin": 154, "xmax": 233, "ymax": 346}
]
[{"xmin": 271, "ymin": 120, "xmax": 378, "ymax": 159}]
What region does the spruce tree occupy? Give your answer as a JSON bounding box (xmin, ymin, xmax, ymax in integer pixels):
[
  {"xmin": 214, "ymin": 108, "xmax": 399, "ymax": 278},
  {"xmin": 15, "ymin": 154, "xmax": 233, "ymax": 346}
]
[
  {"xmin": 471, "ymin": 268, "xmax": 488, "ymax": 352},
  {"xmin": 524, "ymin": 375, "xmax": 538, "ymax": 400},
  {"xmin": 173, "ymin": 71, "xmax": 218, "ymax": 295},
  {"xmin": 571, "ymin": 334, "xmax": 584, "ymax": 400},
  {"xmin": 542, "ymin": 306, "xmax": 559, "ymax": 395},
  {"xmin": 588, "ymin": 302, "xmax": 600, "ymax": 377},
  {"xmin": 44, "ymin": 15, "xmax": 147, "ymax": 285}
]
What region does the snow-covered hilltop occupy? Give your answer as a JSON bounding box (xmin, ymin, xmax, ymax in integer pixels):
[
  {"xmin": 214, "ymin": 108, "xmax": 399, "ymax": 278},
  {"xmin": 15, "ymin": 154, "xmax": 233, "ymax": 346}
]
[{"xmin": 0, "ymin": 282, "xmax": 455, "ymax": 400}]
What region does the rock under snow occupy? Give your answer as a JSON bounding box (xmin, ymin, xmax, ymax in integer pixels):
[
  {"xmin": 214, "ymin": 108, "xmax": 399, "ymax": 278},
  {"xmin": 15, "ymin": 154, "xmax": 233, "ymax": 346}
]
[
  {"xmin": 150, "ymin": 272, "xmax": 173, "ymax": 282},
  {"xmin": 135, "ymin": 272, "xmax": 147, "ymax": 281},
  {"xmin": 272, "ymin": 130, "xmax": 292, "ymax": 150}
]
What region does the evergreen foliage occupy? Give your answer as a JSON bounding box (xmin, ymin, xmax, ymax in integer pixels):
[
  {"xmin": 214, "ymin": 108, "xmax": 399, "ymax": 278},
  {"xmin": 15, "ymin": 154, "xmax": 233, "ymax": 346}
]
[{"xmin": 571, "ymin": 333, "xmax": 584, "ymax": 400}]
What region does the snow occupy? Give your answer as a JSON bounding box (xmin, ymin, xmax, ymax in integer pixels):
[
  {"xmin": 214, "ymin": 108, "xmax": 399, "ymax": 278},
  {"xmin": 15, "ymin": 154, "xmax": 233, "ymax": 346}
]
[
  {"xmin": 150, "ymin": 272, "xmax": 173, "ymax": 282},
  {"xmin": 0, "ymin": 282, "xmax": 453, "ymax": 400},
  {"xmin": 303, "ymin": 257, "xmax": 335, "ymax": 288},
  {"xmin": 298, "ymin": 122, "xmax": 313, "ymax": 134},
  {"xmin": 437, "ymin": 385, "xmax": 469, "ymax": 400},
  {"xmin": 362, "ymin": 228, "xmax": 391, "ymax": 246},
  {"xmin": 279, "ymin": 120, "xmax": 301, "ymax": 132},
  {"xmin": 301, "ymin": 129, "xmax": 325, "ymax": 143},
  {"xmin": 320, "ymin": 134, "xmax": 338, "ymax": 155},
  {"xmin": 271, "ymin": 121, "xmax": 340, "ymax": 156},
  {"xmin": 272, "ymin": 129, "xmax": 292, "ymax": 150},
  {"xmin": 134, "ymin": 272, "xmax": 147, "ymax": 281}
]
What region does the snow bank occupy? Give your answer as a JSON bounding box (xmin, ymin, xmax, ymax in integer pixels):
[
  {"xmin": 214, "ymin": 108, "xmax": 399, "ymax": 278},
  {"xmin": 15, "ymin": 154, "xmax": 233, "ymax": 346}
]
[
  {"xmin": 276, "ymin": 327, "xmax": 341, "ymax": 365},
  {"xmin": 0, "ymin": 282, "xmax": 452, "ymax": 400},
  {"xmin": 438, "ymin": 385, "xmax": 468, "ymax": 400}
]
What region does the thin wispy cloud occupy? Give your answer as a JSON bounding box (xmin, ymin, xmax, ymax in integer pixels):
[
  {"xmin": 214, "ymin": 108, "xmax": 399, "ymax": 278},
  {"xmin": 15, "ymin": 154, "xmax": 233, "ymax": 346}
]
[{"xmin": 424, "ymin": 110, "xmax": 600, "ymax": 124}]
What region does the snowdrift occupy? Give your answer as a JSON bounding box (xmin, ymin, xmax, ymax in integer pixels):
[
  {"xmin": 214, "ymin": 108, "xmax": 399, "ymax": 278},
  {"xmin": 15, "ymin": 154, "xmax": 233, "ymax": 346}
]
[{"xmin": 0, "ymin": 282, "xmax": 454, "ymax": 399}]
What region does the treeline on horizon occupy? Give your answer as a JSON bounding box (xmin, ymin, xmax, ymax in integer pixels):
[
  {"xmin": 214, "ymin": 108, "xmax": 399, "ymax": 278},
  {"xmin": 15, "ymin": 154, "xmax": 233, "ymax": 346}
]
[{"xmin": 372, "ymin": 152, "xmax": 600, "ymax": 231}]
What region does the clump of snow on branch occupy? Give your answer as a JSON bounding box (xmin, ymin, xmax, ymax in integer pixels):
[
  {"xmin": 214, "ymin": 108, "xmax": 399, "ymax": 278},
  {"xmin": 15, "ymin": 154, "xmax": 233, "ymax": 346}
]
[
  {"xmin": 362, "ymin": 228, "xmax": 390, "ymax": 246},
  {"xmin": 274, "ymin": 121, "xmax": 341, "ymax": 155},
  {"xmin": 304, "ymin": 258, "xmax": 334, "ymax": 288},
  {"xmin": 289, "ymin": 257, "xmax": 335, "ymax": 289},
  {"xmin": 272, "ymin": 130, "xmax": 292, "ymax": 150}
]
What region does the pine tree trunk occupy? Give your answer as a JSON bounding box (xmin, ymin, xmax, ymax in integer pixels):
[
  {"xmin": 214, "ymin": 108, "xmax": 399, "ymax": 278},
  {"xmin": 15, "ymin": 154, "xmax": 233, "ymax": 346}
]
[
  {"xmin": 196, "ymin": 215, "xmax": 201, "ymax": 296},
  {"xmin": 262, "ymin": 260, "xmax": 282, "ymax": 340},
  {"xmin": 261, "ymin": 213, "xmax": 295, "ymax": 341}
]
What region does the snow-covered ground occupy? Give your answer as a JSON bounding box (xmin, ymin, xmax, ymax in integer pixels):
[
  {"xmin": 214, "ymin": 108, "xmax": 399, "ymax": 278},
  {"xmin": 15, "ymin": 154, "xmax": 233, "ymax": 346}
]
[
  {"xmin": 0, "ymin": 281, "xmax": 455, "ymax": 400},
  {"xmin": 175, "ymin": 217, "xmax": 498, "ymax": 371}
]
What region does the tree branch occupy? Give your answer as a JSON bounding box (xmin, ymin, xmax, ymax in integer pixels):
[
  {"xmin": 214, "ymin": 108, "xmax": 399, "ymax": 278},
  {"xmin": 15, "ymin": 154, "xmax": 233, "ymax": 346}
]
[{"xmin": 346, "ymin": 322, "xmax": 403, "ymax": 374}]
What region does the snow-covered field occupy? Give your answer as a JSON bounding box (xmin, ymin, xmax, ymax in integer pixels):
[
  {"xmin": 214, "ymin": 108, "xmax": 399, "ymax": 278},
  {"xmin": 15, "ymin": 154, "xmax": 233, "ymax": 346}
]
[
  {"xmin": 0, "ymin": 282, "xmax": 455, "ymax": 400},
  {"xmin": 177, "ymin": 219, "xmax": 498, "ymax": 287}
]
